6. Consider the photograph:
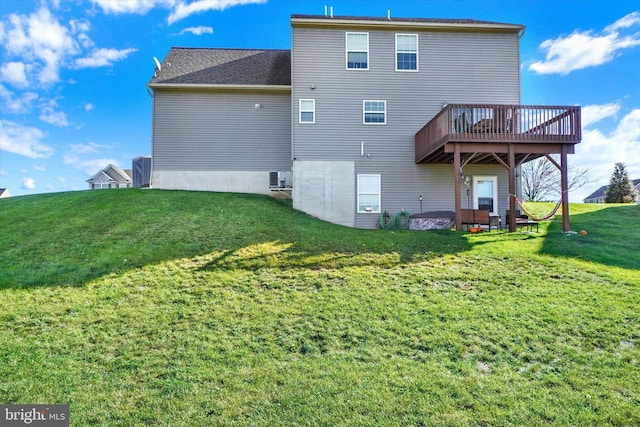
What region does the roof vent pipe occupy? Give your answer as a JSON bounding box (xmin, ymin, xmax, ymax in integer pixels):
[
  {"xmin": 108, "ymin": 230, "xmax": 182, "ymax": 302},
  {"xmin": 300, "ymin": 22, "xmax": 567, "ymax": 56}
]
[
  {"xmin": 330, "ymin": 6, "xmax": 333, "ymax": 18},
  {"xmin": 388, "ymin": 10, "xmax": 391, "ymax": 20},
  {"xmin": 324, "ymin": 5, "xmax": 327, "ymax": 17}
]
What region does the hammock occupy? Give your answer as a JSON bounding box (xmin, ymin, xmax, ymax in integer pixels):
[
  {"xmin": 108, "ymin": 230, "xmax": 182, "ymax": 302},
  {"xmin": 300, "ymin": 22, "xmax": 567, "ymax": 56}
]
[{"xmin": 512, "ymin": 195, "xmax": 562, "ymax": 221}]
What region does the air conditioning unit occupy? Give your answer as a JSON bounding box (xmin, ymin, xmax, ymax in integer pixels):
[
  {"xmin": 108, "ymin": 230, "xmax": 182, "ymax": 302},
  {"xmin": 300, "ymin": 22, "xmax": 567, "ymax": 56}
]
[{"xmin": 269, "ymin": 171, "xmax": 286, "ymax": 188}]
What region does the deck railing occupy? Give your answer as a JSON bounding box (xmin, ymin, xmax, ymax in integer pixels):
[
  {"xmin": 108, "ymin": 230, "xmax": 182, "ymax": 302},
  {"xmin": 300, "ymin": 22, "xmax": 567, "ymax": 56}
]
[{"xmin": 416, "ymin": 104, "xmax": 581, "ymax": 163}]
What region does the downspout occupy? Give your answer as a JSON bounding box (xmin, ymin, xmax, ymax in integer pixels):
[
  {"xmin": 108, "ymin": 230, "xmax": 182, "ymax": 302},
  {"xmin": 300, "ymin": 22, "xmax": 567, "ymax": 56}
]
[{"xmin": 147, "ymin": 85, "xmax": 155, "ymax": 189}]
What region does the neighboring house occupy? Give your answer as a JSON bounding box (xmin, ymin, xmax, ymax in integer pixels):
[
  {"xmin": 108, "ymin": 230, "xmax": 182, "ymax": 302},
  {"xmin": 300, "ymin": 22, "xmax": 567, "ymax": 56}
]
[
  {"xmin": 87, "ymin": 164, "xmax": 132, "ymax": 189},
  {"xmin": 148, "ymin": 14, "xmax": 581, "ymax": 231},
  {"xmin": 0, "ymin": 188, "xmax": 11, "ymax": 198},
  {"xmin": 584, "ymin": 179, "xmax": 640, "ymax": 203}
]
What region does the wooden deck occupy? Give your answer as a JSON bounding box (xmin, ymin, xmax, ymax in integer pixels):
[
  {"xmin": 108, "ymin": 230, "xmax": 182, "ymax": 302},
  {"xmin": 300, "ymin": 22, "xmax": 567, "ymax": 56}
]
[
  {"xmin": 415, "ymin": 104, "xmax": 582, "ymax": 164},
  {"xmin": 414, "ymin": 104, "xmax": 581, "ymax": 233}
]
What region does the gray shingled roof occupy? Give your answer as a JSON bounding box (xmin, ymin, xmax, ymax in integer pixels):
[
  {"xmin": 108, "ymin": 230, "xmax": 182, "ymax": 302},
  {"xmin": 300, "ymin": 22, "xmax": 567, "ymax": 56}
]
[
  {"xmin": 584, "ymin": 178, "xmax": 640, "ymax": 201},
  {"xmin": 290, "ymin": 14, "xmax": 523, "ymax": 29},
  {"xmin": 149, "ymin": 48, "xmax": 291, "ymax": 86}
]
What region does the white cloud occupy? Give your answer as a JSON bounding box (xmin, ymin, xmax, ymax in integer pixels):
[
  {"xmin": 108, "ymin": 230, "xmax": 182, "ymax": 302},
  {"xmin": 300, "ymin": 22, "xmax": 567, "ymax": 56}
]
[
  {"xmin": 39, "ymin": 107, "xmax": 69, "ymax": 126},
  {"xmin": 69, "ymin": 18, "xmax": 91, "ymax": 34},
  {"xmin": 0, "ymin": 120, "xmax": 54, "ymax": 158},
  {"xmin": 605, "ymin": 11, "xmax": 640, "ymax": 32},
  {"xmin": 581, "ymin": 103, "xmax": 621, "ymax": 128},
  {"xmin": 3, "ymin": 7, "xmax": 79, "ymax": 85},
  {"xmin": 34, "ymin": 165, "xmax": 47, "ymax": 172},
  {"xmin": 90, "ymin": 0, "xmax": 174, "ymax": 15},
  {"xmin": 65, "ymin": 156, "xmax": 121, "ymax": 176},
  {"xmin": 84, "ymin": 102, "xmax": 94, "ymax": 111},
  {"xmin": 75, "ymin": 47, "xmax": 138, "ymax": 68},
  {"xmin": 68, "ymin": 141, "xmax": 110, "ymax": 154},
  {"xmin": 89, "ymin": 0, "xmax": 264, "ymax": 26},
  {"xmin": 178, "ymin": 25, "xmax": 214, "ymax": 35},
  {"xmin": 0, "ymin": 84, "xmax": 39, "ymax": 114},
  {"xmin": 0, "ymin": 62, "xmax": 29, "ymax": 88},
  {"xmin": 529, "ymin": 12, "xmax": 640, "ymax": 75},
  {"xmin": 22, "ymin": 177, "xmax": 36, "ymax": 190},
  {"xmin": 63, "ymin": 154, "xmax": 79, "ymax": 165},
  {"xmin": 572, "ymin": 107, "xmax": 640, "ymax": 201},
  {"xmin": 38, "ymin": 98, "xmax": 69, "ymax": 127},
  {"xmin": 167, "ymin": 0, "xmax": 267, "ymax": 25},
  {"xmin": 1, "ymin": 7, "xmax": 135, "ymax": 87}
]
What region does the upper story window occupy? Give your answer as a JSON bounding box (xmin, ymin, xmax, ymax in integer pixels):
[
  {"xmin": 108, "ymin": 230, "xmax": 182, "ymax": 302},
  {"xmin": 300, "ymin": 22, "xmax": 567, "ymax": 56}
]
[
  {"xmin": 396, "ymin": 34, "xmax": 418, "ymax": 71},
  {"xmin": 346, "ymin": 32, "xmax": 369, "ymax": 70},
  {"xmin": 363, "ymin": 100, "xmax": 386, "ymax": 124},
  {"xmin": 299, "ymin": 99, "xmax": 315, "ymax": 123}
]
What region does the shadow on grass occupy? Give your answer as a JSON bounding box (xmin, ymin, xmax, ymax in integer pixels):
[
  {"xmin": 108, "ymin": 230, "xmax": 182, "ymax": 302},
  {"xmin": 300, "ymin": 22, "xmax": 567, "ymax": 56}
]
[
  {"xmin": 541, "ymin": 204, "xmax": 640, "ymax": 270},
  {"xmin": 0, "ymin": 190, "xmax": 472, "ymax": 288},
  {"xmin": 196, "ymin": 232, "xmax": 466, "ymax": 273}
]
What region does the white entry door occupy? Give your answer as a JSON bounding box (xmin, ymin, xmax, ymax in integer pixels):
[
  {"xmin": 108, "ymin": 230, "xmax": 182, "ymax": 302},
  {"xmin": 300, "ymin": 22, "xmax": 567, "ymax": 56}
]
[{"xmin": 473, "ymin": 176, "xmax": 498, "ymax": 214}]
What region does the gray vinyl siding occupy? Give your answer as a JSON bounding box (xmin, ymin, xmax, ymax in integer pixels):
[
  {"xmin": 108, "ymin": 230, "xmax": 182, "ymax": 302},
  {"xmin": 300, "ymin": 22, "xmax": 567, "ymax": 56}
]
[
  {"xmin": 292, "ymin": 26, "xmax": 520, "ymax": 228},
  {"xmin": 153, "ymin": 89, "xmax": 291, "ymax": 171}
]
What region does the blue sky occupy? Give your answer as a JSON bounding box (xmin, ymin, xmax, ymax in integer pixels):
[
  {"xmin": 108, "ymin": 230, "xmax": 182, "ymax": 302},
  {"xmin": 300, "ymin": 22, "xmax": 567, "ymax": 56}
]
[{"xmin": 1, "ymin": 0, "xmax": 639, "ymax": 202}]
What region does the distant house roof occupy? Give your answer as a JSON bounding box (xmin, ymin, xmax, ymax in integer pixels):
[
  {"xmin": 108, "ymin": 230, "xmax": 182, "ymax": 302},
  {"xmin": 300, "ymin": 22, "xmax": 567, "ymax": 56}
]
[
  {"xmin": 148, "ymin": 48, "xmax": 291, "ymax": 87},
  {"xmin": 0, "ymin": 188, "xmax": 10, "ymax": 198},
  {"xmin": 290, "ymin": 14, "xmax": 525, "ymax": 32},
  {"xmin": 87, "ymin": 164, "xmax": 132, "ymax": 184},
  {"xmin": 584, "ymin": 178, "xmax": 640, "ymax": 202}
]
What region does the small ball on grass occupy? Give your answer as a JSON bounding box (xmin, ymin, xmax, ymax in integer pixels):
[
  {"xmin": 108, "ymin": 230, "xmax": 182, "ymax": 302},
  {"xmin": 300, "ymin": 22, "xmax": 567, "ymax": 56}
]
[{"xmin": 580, "ymin": 230, "xmax": 587, "ymax": 235}]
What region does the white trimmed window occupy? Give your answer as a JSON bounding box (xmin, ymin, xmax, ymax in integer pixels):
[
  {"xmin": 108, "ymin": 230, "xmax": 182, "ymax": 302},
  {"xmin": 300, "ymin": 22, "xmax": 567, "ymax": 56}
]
[
  {"xmin": 396, "ymin": 34, "xmax": 418, "ymax": 71},
  {"xmin": 363, "ymin": 100, "xmax": 386, "ymax": 124},
  {"xmin": 299, "ymin": 99, "xmax": 315, "ymax": 123},
  {"xmin": 357, "ymin": 174, "xmax": 381, "ymax": 213},
  {"xmin": 473, "ymin": 176, "xmax": 498, "ymax": 214},
  {"xmin": 346, "ymin": 32, "xmax": 369, "ymax": 70}
]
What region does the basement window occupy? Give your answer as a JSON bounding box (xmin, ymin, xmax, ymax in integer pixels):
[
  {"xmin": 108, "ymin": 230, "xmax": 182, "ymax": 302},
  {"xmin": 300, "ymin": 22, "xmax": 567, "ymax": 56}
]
[{"xmin": 357, "ymin": 174, "xmax": 381, "ymax": 213}]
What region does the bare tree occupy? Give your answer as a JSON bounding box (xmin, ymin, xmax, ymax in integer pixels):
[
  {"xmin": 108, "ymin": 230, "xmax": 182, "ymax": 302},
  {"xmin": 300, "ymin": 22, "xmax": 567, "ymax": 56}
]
[{"xmin": 520, "ymin": 157, "xmax": 594, "ymax": 201}]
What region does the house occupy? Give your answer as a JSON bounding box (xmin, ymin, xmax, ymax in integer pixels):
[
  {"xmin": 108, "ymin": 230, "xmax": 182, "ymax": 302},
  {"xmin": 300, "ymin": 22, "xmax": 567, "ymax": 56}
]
[
  {"xmin": 87, "ymin": 164, "xmax": 132, "ymax": 189},
  {"xmin": 148, "ymin": 14, "xmax": 581, "ymax": 231},
  {"xmin": 0, "ymin": 188, "xmax": 11, "ymax": 198},
  {"xmin": 584, "ymin": 179, "xmax": 640, "ymax": 203}
]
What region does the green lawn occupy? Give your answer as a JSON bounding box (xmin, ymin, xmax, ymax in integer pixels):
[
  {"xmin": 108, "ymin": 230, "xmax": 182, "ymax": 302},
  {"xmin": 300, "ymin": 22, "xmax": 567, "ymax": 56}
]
[{"xmin": 1, "ymin": 189, "xmax": 639, "ymax": 425}]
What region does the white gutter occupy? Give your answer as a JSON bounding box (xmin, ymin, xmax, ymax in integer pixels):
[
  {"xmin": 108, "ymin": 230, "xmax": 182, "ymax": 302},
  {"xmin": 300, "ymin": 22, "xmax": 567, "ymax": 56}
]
[
  {"xmin": 290, "ymin": 17, "xmax": 524, "ymax": 32},
  {"xmin": 147, "ymin": 83, "xmax": 291, "ymax": 92}
]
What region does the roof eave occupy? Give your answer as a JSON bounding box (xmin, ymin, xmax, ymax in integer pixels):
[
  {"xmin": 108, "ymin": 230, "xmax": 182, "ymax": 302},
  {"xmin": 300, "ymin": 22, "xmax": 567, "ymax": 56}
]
[
  {"xmin": 147, "ymin": 83, "xmax": 292, "ymax": 92},
  {"xmin": 290, "ymin": 16, "xmax": 524, "ymax": 32}
]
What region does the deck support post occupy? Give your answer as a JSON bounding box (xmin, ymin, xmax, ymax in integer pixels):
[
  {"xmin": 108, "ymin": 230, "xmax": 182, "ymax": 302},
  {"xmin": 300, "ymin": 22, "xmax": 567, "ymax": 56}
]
[
  {"xmin": 560, "ymin": 145, "xmax": 570, "ymax": 233},
  {"xmin": 508, "ymin": 144, "xmax": 516, "ymax": 232},
  {"xmin": 454, "ymin": 143, "xmax": 462, "ymax": 230}
]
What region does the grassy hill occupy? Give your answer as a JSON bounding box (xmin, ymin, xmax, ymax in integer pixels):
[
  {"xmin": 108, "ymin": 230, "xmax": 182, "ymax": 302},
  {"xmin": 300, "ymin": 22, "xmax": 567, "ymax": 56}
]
[{"xmin": 1, "ymin": 189, "xmax": 639, "ymax": 425}]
